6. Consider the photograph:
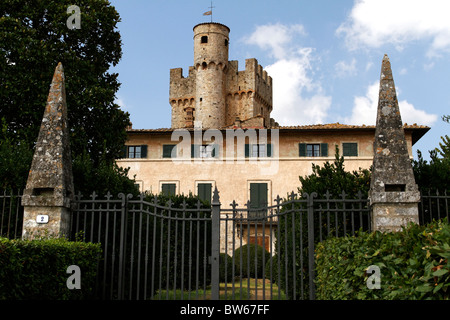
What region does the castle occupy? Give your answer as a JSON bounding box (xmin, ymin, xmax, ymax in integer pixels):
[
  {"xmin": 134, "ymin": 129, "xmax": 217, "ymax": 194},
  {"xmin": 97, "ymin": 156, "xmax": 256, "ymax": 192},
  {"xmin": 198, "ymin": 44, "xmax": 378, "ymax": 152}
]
[
  {"xmin": 117, "ymin": 22, "xmax": 429, "ymax": 253},
  {"xmin": 169, "ymin": 22, "xmax": 276, "ymax": 130}
]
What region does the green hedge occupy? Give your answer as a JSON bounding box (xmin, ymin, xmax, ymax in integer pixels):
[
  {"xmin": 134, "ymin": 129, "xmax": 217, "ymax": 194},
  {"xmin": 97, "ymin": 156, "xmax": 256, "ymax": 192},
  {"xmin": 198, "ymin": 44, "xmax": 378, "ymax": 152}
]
[
  {"xmin": 0, "ymin": 237, "xmax": 102, "ymax": 300},
  {"xmin": 315, "ymin": 220, "xmax": 450, "ymax": 300},
  {"xmin": 233, "ymin": 244, "xmax": 270, "ymax": 279}
]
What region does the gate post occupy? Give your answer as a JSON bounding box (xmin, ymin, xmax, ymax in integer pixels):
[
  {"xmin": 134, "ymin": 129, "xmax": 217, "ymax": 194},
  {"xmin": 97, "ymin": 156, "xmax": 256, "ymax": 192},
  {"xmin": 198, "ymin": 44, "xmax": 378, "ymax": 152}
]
[
  {"xmin": 21, "ymin": 63, "xmax": 74, "ymax": 239},
  {"xmin": 211, "ymin": 186, "xmax": 221, "ymax": 300},
  {"xmin": 307, "ymin": 192, "xmax": 317, "ymax": 300},
  {"xmin": 118, "ymin": 193, "xmax": 132, "ymax": 300},
  {"xmin": 369, "ymin": 55, "xmax": 420, "ymax": 232}
]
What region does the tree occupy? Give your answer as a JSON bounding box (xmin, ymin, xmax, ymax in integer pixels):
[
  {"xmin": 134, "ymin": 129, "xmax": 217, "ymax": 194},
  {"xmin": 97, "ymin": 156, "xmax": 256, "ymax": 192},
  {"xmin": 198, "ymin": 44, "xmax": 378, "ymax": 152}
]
[
  {"xmin": 435, "ymin": 135, "xmax": 450, "ymax": 159},
  {"xmin": 413, "ymin": 137, "xmax": 450, "ymax": 192},
  {"xmin": 298, "ymin": 145, "xmax": 372, "ymax": 199},
  {"xmin": 0, "ymin": 0, "xmax": 132, "ymax": 191}
]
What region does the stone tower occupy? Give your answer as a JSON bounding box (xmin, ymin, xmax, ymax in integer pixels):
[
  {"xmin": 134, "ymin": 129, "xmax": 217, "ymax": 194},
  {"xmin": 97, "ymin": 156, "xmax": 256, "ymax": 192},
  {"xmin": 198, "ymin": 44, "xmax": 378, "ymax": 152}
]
[
  {"xmin": 170, "ymin": 22, "xmax": 274, "ymax": 129},
  {"xmin": 194, "ymin": 22, "xmax": 230, "ymax": 129}
]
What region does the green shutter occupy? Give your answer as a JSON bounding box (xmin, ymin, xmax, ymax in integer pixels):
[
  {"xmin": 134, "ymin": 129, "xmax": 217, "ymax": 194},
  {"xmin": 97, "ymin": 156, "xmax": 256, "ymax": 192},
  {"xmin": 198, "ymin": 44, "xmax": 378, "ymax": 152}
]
[
  {"xmin": 162, "ymin": 183, "xmax": 176, "ymax": 196},
  {"xmin": 121, "ymin": 146, "xmax": 128, "ymax": 158},
  {"xmin": 245, "ymin": 144, "xmax": 250, "ymax": 158},
  {"xmin": 250, "ymin": 184, "xmax": 259, "ymax": 208},
  {"xmin": 141, "ymin": 145, "xmax": 148, "ymax": 158},
  {"xmin": 191, "ymin": 144, "xmax": 196, "ymax": 158},
  {"xmin": 163, "ymin": 145, "xmax": 176, "ymax": 158},
  {"xmin": 212, "ymin": 144, "xmax": 219, "ymax": 158},
  {"xmin": 352, "ymin": 143, "xmax": 358, "ymax": 156},
  {"xmin": 320, "ymin": 143, "xmax": 328, "ymax": 157},
  {"xmin": 343, "ymin": 143, "xmax": 358, "ymax": 156},
  {"xmin": 163, "ymin": 145, "xmax": 171, "ymax": 158},
  {"xmin": 250, "ymin": 183, "xmax": 268, "ymax": 208},
  {"xmin": 299, "ymin": 143, "xmax": 306, "ymax": 157},
  {"xmin": 267, "ymin": 144, "xmax": 272, "ymax": 157},
  {"xmin": 198, "ymin": 183, "xmax": 212, "ymax": 203}
]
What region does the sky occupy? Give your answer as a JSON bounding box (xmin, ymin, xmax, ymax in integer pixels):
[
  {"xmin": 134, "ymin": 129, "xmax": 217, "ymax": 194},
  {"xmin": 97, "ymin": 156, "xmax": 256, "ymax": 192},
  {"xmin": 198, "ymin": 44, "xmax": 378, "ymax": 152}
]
[{"xmin": 109, "ymin": 0, "xmax": 450, "ymax": 160}]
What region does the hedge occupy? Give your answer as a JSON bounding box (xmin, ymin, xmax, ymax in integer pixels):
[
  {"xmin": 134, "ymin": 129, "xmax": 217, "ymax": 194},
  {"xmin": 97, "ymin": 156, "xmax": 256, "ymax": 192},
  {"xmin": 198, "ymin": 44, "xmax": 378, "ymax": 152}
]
[
  {"xmin": 233, "ymin": 244, "xmax": 271, "ymax": 279},
  {"xmin": 315, "ymin": 220, "xmax": 450, "ymax": 300},
  {"xmin": 0, "ymin": 237, "xmax": 102, "ymax": 300}
]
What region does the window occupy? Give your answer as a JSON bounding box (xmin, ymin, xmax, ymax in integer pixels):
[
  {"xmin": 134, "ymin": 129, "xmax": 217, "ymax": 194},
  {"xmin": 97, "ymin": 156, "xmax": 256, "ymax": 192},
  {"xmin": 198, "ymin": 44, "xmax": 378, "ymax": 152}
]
[
  {"xmin": 299, "ymin": 143, "xmax": 328, "ymax": 157},
  {"xmin": 161, "ymin": 183, "xmax": 176, "ymax": 196},
  {"xmin": 245, "ymin": 144, "xmax": 273, "ymax": 158},
  {"xmin": 343, "ymin": 143, "xmax": 358, "ymax": 157},
  {"xmin": 307, "ymin": 144, "xmax": 320, "ymax": 157},
  {"xmin": 162, "ymin": 145, "xmax": 177, "ymax": 158},
  {"xmin": 122, "ymin": 145, "xmax": 147, "ymax": 159},
  {"xmin": 191, "ymin": 144, "xmax": 218, "ymax": 158},
  {"xmin": 197, "ymin": 183, "xmax": 212, "ymax": 204},
  {"xmin": 249, "ymin": 183, "xmax": 268, "ymax": 218},
  {"xmin": 224, "ymin": 39, "xmax": 228, "ymax": 46},
  {"xmin": 201, "ymin": 36, "xmax": 208, "ymax": 44}
]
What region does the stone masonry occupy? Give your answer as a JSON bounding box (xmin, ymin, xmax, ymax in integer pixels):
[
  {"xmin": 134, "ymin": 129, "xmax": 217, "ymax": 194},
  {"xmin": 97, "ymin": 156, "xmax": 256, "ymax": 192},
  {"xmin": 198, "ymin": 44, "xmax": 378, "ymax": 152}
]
[
  {"xmin": 169, "ymin": 22, "xmax": 275, "ymax": 129},
  {"xmin": 369, "ymin": 54, "xmax": 420, "ymax": 232},
  {"xmin": 21, "ymin": 62, "xmax": 74, "ymax": 239}
]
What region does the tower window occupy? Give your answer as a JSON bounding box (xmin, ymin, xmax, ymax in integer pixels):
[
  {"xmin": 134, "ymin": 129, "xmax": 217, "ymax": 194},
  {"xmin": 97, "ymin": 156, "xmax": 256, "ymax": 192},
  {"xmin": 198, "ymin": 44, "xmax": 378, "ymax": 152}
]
[
  {"xmin": 201, "ymin": 36, "xmax": 208, "ymax": 44},
  {"xmin": 225, "ymin": 39, "xmax": 228, "ymax": 46}
]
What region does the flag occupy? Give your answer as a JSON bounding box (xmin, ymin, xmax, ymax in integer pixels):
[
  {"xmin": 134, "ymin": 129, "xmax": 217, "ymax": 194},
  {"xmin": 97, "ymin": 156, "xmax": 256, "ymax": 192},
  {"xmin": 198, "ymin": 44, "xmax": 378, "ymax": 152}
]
[{"xmin": 203, "ymin": 11, "xmax": 212, "ymax": 16}]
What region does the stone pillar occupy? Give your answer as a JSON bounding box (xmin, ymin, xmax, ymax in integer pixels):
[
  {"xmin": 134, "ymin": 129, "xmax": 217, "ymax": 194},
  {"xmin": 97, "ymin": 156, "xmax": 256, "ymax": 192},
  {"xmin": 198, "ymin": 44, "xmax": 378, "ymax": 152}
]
[
  {"xmin": 21, "ymin": 62, "xmax": 74, "ymax": 239},
  {"xmin": 369, "ymin": 55, "xmax": 420, "ymax": 232}
]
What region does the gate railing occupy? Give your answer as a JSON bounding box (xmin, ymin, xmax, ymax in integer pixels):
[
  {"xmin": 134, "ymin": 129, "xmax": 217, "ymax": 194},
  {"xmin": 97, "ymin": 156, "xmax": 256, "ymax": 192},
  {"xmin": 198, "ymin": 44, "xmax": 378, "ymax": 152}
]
[
  {"xmin": 0, "ymin": 190, "xmax": 23, "ymax": 239},
  {"xmin": 1, "ymin": 189, "xmax": 448, "ymax": 300},
  {"xmin": 216, "ymin": 190, "xmax": 371, "ymax": 300},
  {"xmin": 70, "ymin": 192, "xmax": 212, "ymax": 300}
]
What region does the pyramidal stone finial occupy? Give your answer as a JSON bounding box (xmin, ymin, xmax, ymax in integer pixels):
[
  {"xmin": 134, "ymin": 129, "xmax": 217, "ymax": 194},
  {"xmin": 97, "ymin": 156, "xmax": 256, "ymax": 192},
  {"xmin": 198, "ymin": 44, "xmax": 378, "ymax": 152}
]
[
  {"xmin": 21, "ymin": 62, "xmax": 74, "ymax": 239},
  {"xmin": 369, "ymin": 54, "xmax": 420, "ymax": 232}
]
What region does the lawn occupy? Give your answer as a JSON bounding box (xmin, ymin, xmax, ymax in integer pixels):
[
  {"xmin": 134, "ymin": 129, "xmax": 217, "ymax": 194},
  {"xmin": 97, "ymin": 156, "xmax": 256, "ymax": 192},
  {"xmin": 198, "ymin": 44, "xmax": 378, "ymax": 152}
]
[{"xmin": 151, "ymin": 278, "xmax": 286, "ymax": 300}]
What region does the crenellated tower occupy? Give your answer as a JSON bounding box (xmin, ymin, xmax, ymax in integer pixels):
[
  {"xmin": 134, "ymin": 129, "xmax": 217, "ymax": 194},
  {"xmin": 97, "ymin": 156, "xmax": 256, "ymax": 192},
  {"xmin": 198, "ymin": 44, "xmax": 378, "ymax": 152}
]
[
  {"xmin": 194, "ymin": 22, "xmax": 229, "ymax": 129},
  {"xmin": 169, "ymin": 22, "xmax": 274, "ymax": 129}
]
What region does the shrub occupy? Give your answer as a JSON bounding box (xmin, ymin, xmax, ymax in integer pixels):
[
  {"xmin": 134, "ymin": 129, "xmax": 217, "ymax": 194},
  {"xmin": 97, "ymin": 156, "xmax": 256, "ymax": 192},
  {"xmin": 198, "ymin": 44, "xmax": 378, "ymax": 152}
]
[
  {"xmin": 219, "ymin": 253, "xmax": 233, "ymax": 282},
  {"xmin": 315, "ymin": 220, "xmax": 450, "ymax": 300},
  {"xmin": 233, "ymin": 244, "xmax": 270, "ymax": 279},
  {"xmin": 0, "ymin": 237, "xmax": 101, "ymax": 299}
]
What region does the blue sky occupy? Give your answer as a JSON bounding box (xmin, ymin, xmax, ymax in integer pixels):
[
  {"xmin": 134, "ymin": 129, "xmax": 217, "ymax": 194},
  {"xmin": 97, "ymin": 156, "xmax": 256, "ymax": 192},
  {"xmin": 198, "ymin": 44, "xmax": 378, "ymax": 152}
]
[{"xmin": 109, "ymin": 0, "xmax": 449, "ymax": 160}]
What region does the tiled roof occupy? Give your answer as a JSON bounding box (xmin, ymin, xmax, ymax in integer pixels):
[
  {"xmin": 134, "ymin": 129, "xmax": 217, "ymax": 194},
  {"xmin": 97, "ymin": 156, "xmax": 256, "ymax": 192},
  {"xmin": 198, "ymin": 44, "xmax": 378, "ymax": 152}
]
[{"xmin": 127, "ymin": 122, "xmax": 429, "ymax": 132}]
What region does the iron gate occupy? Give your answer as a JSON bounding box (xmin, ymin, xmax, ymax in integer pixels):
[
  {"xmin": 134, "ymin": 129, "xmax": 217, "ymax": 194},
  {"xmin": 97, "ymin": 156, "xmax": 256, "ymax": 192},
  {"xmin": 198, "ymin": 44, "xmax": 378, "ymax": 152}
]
[{"xmin": 70, "ymin": 188, "xmax": 371, "ymax": 300}]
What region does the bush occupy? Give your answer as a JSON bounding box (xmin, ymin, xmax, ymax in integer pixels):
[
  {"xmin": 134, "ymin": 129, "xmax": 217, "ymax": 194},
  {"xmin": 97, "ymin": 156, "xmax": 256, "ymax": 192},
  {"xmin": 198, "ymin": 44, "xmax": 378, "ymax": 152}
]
[
  {"xmin": 315, "ymin": 220, "xmax": 450, "ymax": 300},
  {"xmin": 233, "ymin": 244, "xmax": 270, "ymax": 279},
  {"xmin": 219, "ymin": 253, "xmax": 233, "ymax": 282},
  {"xmin": 0, "ymin": 237, "xmax": 101, "ymax": 299}
]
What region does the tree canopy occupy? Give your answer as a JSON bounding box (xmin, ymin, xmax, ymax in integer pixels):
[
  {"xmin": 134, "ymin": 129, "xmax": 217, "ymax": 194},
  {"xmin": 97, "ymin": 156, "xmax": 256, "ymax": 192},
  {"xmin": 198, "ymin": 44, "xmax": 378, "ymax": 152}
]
[
  {"xmin": 298, "ymin": 145, "xmax": 372, "ymax": 199},
  {"xmin": 0, "ymin": 0, "xmax": 133, "ymax": 192}
]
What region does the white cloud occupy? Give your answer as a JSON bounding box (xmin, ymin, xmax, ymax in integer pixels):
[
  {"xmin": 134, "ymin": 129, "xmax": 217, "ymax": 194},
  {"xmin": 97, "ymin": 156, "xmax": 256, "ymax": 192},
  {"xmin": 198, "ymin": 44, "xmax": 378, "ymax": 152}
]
[
  {"xmin": 244, "ymin": 23, "xmax": 306, "ymax": 60},
  {"xmin": 244, "ymin": 24, "xmax": 331, "ymax": 125},
  {"xmin": 335, "ymin": 58, "xmax": 357, "ymax": 78},
  {"xmin": 337, "ymin": 0, "xmax": 450, "ymax": 57},
  {"xmin": 115, "ymin": 96, "xmax": 131, "ymax": 112},
  {"xmin": 344, "ymin": 81, "xmax": 437, "ymax": 126}
]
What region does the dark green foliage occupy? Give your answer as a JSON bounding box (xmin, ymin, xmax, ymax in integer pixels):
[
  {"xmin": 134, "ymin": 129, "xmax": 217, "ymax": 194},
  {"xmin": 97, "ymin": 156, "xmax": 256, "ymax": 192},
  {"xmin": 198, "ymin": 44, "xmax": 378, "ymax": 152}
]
[
  {"xmin": 298, "ymin": 145, "xmax": 371, "ymax": 199},
  {"xmin": 315, "ymin": 220, "xmax": 450, "ymax": 300},
  {"xmin": 233, "ymin": 244, "xmax": 270, "ymax": 279},
  {"xmin": 271, "ymin": 147, "xmax": 372, "ymax": 299},
  {"xmin": 72, "ymin": 151, "xmax": 139, "ymax": 197},
  {"xmin": 0, "ymin": 119, "xmax": 33, "ymax": 190},
  {"xmin": 413, "ymin": 148, "xmax": 450, "ymax": 193},
  {"xmin": 0, "ymin": 0, "xmax": 132, "ymax": 192},
  {"xmin": 219, "ymin": 253, "xmax": 233, "ymax": 283},
  {"xmin": 0, "ymin": 237, "xmax": 101, "ymax": 299}
]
